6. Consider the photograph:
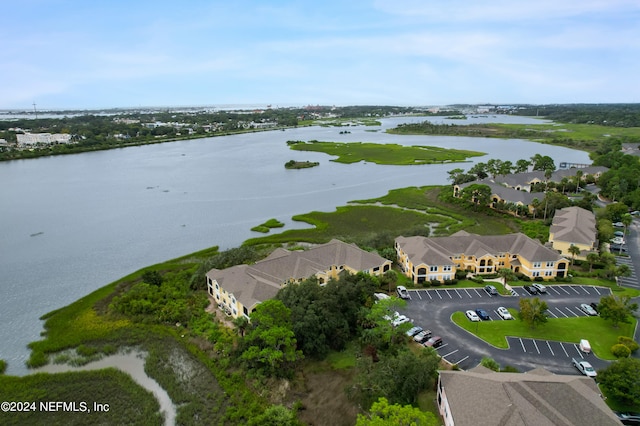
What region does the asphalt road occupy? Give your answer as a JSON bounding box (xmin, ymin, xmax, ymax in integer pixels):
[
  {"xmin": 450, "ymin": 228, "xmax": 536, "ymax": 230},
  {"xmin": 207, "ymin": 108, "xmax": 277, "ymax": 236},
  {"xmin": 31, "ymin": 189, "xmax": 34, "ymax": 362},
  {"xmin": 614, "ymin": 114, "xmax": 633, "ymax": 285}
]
[{"xmin": 398, "ymin": 285, "xmax": 612, "ymax": 376}]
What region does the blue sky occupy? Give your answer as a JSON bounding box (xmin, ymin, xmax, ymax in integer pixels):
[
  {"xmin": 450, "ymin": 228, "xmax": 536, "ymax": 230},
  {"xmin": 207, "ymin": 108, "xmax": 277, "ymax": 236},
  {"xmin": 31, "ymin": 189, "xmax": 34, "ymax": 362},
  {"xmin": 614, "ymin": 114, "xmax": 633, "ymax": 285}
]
[{"xmin": 2, "ymin": 0, "xmax": 639, "ymax": 109}]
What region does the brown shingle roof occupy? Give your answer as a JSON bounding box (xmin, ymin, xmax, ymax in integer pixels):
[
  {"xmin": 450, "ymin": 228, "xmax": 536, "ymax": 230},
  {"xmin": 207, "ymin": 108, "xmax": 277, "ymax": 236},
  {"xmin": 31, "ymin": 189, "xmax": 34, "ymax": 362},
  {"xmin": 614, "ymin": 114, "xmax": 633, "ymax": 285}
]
[
  {"xmin": 439, "ymin": 368, "xmax": 621, "ymax": 426},
  {"xmin": 207, "ymin": 239, "xmax": 391, "ymax": 313},
  {"xmin": 550, "ymin": 206, "xmax": 597, "ymax": 246},
  {"xmin": 397, "ymin": 232, "xmax": 565, "ymax": 265}
]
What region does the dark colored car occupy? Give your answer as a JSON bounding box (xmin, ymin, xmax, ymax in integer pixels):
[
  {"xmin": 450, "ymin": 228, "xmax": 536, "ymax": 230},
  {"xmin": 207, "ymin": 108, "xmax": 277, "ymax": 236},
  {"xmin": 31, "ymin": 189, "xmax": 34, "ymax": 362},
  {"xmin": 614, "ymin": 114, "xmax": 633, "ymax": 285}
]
[
  {"xmin": 616, "ymin": 412, "xmax": 640, "ymax": 425},
  {"xmin": 475, "ymin": 308, "xmax": 490, "ymax": 321},
  {"xmin": 424, "ymin": 336, "xmax": 443, "ymax": 348},
  {"xmin": 484, "ymin": 285, "xmax": 498, "ymax": 296},
  {"xmin": 523, "ymin": 285, "xmax": 539, "ymax": 295}
]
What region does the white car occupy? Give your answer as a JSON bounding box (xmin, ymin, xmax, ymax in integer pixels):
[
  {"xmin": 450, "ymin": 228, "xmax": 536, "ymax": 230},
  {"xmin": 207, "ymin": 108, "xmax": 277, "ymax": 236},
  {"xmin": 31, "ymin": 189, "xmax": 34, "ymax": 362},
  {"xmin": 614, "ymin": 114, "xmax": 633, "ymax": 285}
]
[
  {"xmin": 466, "ymin": 310, "xmax": 480, "ymax": 322},
  {"xmin": 392, "ymin": 315, "xmax": 411, "ymax": 327},
  {"xmin": 497, "ymin": 306, "xmax": 513, "ymax": 320},
  {"xmin": 396, "ymin": 285, "xmax": 410, "ymax": 299},
  {"xmin": 580, "ymin": 303, "xmax": 598, "ymax": 316},
  {"xmin": 610, "ymin": 237, "xmax": 625, "ymax": 245}
]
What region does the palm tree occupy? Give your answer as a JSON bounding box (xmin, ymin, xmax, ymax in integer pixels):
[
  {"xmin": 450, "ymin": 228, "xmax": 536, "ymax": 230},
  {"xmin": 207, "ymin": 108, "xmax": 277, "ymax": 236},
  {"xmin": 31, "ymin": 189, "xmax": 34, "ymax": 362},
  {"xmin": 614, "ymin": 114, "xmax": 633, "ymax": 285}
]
[
  {"xmin": 574, "ymin": 169, "xmax": 583, "ymax": 191},
  {"xmin": 543, "ymin": 168, "xmax": 553, "ymax": 221},
  {"xmin": 614, "ymin": 264, "xmax": 631, "ymax": 286},
  {"xmin": 498, "ymin": 268, "xmax": 517, "ymax": 287},
  {"xmin": 586, "ymin": 252, "xmax": 599, "ymax": 273},
  {"xmin": 568, "ymin": 244, "xmax": 581, "ymax": 266},
  {"xmin": 232, "ymin": 316, "xmax": 250, "ymax": 337}
]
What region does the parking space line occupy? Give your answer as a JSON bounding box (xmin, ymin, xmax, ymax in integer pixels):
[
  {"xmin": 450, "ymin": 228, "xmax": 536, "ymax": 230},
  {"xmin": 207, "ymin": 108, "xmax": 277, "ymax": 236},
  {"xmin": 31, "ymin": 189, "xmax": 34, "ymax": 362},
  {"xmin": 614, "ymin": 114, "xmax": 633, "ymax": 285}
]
[
  {"xmin": 532, "ymin": 339, "xmax": 540, "ymax": 354},
  {"xmin": 573, "ymin": 344, "xmax": 584, "ymax": 359},
  {"xmin": 464, "ymin": 289, "xmax": 472, "ymax": 298},
  {"xmin": 425, "ymin": 290, "xmax": 432, "ymax": 300},
  {"xmin": 560, "ymin": 343, "xmax": 569, "ymax": 357},
  {"xmin": 474, "ymin": 289, "xmax": 483, "ymax": 297},
  {"xmin": 565, "ymin": 307, "xmax": 580, "ymax": 317},
  {"xmin": 569, "ymin": 286, "xmax": 581, "ymax": 294},
  {"xmin": 434, "ymin": 343, "xmax": 448, "ymax": 351},
  {"xmin": 442, "ymin": 349, "xmax": 459, "ymax": 358},
  {"xmin": 519, "ymin": 338, "xmax": 526, "ymax": 352},
  {"xmin": 455, "ymin": 289, "xmax": 462, "ymax": 299},
  {"xmin": 555, "ymin": 307, "xmax": 568, "ymax": 318},
  {"xmin": 451, "ymin": 355, "xmax": 469, "ymax": 365},
  {"xmin": 548, "ymin": 286, "xmax": 562, "ymax": 295},
  {"xmin": 592, "ymin": 286, "xmax": 601, "ymax": 295},
  {"xmin": 436, "ymin": 290, "xmax": 442, "ymax": 299},
  {"xmin": 445, "ymin": 289, "xmax": 452, "ymax": 299},
  {"xmin": 546, "ymin": 310, "xmax": 558, "ymax": 318},
  {"xmin": 547, "ymin": 341, "xmax": 555, "ymax": 356},
  {"xmin": 558, "ymin": 286, "xmax": 571, "ymax": 295},
  {"xmin": 580, "ymin": 286, "xmax": 591, "ymax": 294},
  {"xmin": 414, "ymin": 291, "xmax": 422, "ymax": 300}
]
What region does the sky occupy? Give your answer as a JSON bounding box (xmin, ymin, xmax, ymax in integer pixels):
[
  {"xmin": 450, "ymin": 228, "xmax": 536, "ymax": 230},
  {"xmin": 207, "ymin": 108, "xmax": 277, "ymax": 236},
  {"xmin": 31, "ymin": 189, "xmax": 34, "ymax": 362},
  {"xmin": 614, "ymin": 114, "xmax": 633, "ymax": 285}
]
[{"xmin": 2, "ymin": 0, "xmax": 639, "ymax": 110}]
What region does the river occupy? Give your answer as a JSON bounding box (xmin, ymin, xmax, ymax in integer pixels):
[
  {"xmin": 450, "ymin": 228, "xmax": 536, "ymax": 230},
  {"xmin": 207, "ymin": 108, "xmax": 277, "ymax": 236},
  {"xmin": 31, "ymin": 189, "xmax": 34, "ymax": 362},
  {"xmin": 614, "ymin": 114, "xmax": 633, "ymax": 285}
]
[{"xmin": 0, "ymin": 115, "xmax": 591, "ymax": 375}]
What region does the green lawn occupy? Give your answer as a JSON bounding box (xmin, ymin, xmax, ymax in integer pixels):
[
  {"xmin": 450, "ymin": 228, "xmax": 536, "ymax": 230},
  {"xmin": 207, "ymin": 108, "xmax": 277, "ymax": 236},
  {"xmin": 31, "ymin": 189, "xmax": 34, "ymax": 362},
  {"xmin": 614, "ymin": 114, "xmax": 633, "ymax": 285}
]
[
  {"xmin": 289, "ymin": 141, "xmax": 484, "ymax": 165},
  {"xmin": 451, "ymin": 311, "xmax": 636, "ymax": 359}
]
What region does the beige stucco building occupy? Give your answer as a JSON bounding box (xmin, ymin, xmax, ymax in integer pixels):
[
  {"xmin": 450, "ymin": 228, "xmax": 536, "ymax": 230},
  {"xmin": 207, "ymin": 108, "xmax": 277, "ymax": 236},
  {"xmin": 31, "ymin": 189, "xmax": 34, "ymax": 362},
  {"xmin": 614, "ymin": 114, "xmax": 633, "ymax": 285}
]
[
  {"xmin": 395, "ymin": 231, "xmax": 569, "ymax": 283},
  {"xmin": 548, "ymin": 206, "xmax": 598, "ymax": 260},
  {"xmin": 206, "ymin": 239, "xmax": 392, "ymax": 319}
]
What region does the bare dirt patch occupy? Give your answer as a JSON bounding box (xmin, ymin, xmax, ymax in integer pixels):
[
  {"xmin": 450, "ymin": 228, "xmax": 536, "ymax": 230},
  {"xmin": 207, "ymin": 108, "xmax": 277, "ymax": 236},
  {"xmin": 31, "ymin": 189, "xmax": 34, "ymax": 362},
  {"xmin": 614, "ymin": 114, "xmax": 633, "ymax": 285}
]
[{"xmin": 295, "ymin": 368, "xmax": 359, "ymax": 426}]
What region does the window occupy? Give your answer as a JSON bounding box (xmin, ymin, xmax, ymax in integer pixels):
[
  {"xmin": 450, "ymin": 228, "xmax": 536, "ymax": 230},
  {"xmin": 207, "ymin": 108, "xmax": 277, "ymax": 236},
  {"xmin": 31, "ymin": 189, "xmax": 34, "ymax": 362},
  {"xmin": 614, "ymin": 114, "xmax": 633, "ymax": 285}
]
[
  {"xmin": 532, "ymin": 271, "xmax": 540, "ymax": 277},
  {"xmin": 443, "ymin": 275, "xmax": 451, "ymax": 281},
  {"xmin": 429, "ymin": 275, "xmax": 438, "ymax": 281},
  {"xmin": 373, "ymin": 266, "xmax": 379, "ymax": 272},
  {"xmin": 430, "ymin": 265, "xmax": 438, "ymax": 272},
  {"xmin": 215, "ymin": 283, "xmax": 219, "ymax": 290},
  {"xmin": 544, "ymin": 271, "xmax": 553, "ymax": 276},
  {"xmin": 533, "ymin": 262, "xmax": 541, "ymax": 268},
  {"xmin": 443, "ymin": 265, "xmax": 452, "ymax": 272},
  {"xmin": 546, "ymin": 261, "xmax": 554, "ymax": 268}
]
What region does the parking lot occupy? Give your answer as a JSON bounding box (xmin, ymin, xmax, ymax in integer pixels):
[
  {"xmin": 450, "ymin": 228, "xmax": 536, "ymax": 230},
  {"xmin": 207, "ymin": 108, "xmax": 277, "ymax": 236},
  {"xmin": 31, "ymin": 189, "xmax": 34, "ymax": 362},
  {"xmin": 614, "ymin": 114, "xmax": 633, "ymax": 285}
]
[{"xmin": 398, "ymin": 284, "xmax": 612, "ymax": 374}]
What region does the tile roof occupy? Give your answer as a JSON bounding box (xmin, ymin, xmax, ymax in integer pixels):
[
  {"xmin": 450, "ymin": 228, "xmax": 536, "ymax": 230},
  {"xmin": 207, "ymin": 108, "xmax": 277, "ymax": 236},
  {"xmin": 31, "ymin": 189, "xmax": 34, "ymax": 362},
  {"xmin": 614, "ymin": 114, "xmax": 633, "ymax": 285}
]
[
  {"xmin": 439, "ymin": 367, "xmax": 621, "ymax": 426},
  {"xmin": 458, "ymin": 180, "xmax": 540, "ymax": 205}
]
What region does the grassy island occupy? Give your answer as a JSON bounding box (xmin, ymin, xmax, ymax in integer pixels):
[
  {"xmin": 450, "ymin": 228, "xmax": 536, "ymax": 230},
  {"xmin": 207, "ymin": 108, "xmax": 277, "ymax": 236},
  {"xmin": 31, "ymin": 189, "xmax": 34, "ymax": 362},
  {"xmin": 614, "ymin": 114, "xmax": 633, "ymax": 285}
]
[
  {"xmin": 287, "ymin": 140, "xmax": 484, "ymax": 165},
  {"xmin": 250, "ymin": 218, "xmax": 285, "ymax": 233}
]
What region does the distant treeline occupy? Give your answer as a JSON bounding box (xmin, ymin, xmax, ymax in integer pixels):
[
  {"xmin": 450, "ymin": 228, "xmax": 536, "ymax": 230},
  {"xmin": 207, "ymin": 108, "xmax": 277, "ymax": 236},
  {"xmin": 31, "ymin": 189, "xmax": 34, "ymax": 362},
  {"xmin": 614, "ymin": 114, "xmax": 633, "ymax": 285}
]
[{"xmin": 513, "ymin": 104, "xmax": 640, "ymax": 127}]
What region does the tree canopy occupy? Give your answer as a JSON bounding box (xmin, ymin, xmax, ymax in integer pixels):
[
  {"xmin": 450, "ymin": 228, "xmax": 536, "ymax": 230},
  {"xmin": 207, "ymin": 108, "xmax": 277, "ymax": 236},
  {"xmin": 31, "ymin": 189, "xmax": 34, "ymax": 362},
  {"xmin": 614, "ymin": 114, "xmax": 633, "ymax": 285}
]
[
  {"xmin": 356, "ymin": 397, "xmax": 438, "ymax": 426},
  {"xmin": 598, "ymin": 358, "xmax": 640, "ymax": 406}
]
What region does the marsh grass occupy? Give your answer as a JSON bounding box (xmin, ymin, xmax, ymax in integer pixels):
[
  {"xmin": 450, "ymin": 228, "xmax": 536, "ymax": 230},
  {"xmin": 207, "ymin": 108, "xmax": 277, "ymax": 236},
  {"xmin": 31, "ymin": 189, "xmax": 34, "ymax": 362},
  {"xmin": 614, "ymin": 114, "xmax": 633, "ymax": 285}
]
[{"xmin": 289, "ymin": 141, "xmax": 484, "ymax": 165}]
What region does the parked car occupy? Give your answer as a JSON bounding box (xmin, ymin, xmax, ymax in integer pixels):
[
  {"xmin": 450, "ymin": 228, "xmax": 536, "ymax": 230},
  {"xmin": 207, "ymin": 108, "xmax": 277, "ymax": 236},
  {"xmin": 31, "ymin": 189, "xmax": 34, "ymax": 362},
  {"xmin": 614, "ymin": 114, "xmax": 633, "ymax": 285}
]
[
  {"xmin": 589, "ymin": 302, "xmax": 598, "ymax": 313},
  {"xmin": 614, "ymin": 222, "xmax": 625, "ymax": 228},
  {"xmin": 610, "ymin": 244, "xmax": 627, "ymax": 253},
  {"xmin": 413, "ymin": 329, "xmax": 433, "ymax": 343},
  {"xmin": 611, "ymin": 236, "xmax": 625, "ymax": 245},
  {"xmin": 406, "ymin": 326, "xmax": 423, "ymax": 337},
  {"xmin": 532, "ymin": 283, "xmax": 547, "ymax": 293},
  {"xmin": 484, "ymin": 285, "xmax": 498, "ymax": 296},
  {"xmin": 497, "ymin": 306, "xmax": 513, "ymax": 320},
  {"xmin": 572, "ymin": 358, "xmax": 597, "ymax": 377},
  {"xmin": 615, "ymin": 412, "xmax": 640, "ymax": 425},
  {"xmin": 580, "ymin": 303, "xmax": 598, "ymax": 316},
  {"xmin": 614, "ymin": 230, "xmax": 625, "ymax": 238},
  {"xmin": 392, "ymin": 315, "xmax": 411, "ymax": 327},
  {"xmin": 396, "ymin": 285, "xmax": 410, "ymax": 299},
  {"xmin": 523, "ymin": 285, "xmax": 539, "ymax": 295},
  {"xmin": 466, "ymin": 310, "xmax": 480, "ymax": 322},
  {"xmin": 475, "ymin": 308, "xmax": 490, "ymax": 321},
  {"xmin": 424, "ymin": 336, "xmax": 443, "ymax": 348}
]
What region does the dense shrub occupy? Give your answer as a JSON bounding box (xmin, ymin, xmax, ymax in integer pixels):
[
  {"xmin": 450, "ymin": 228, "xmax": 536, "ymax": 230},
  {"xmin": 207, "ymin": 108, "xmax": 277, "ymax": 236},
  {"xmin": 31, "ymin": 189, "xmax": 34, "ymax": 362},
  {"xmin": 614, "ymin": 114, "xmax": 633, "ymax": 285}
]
[
  {"xmin": 534, "ymin": 276, "xmax": 544, "ymax": 282},
  {"xmin": 430, "ymin": 279, "xmax": 441, "ymax": 287},
  {"xmin": 443, "ymin": 279, "xmax": 458, "ymax": 286},
  {"xmin": 618, "ymin": 336, "xmax": 639, "ymax": 353},
  {"xmin": 611, "ymin": 344, "xmax": 631, "ymax": 358}
]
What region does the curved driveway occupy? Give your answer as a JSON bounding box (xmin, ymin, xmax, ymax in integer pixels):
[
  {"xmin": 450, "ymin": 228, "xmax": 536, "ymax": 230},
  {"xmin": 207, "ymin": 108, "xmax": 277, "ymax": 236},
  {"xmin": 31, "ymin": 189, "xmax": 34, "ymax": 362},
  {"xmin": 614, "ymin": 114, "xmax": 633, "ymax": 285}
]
[{"xmin": 399, "ymin": 284, "xmax": 612, "ymax": 375}]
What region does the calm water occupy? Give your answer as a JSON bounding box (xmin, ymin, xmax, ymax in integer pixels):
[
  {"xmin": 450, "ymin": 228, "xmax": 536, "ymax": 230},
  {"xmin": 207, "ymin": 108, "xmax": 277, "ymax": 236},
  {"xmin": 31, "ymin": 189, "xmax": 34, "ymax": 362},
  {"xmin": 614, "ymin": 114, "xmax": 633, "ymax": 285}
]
[{"xmin": 0, "ymin": 116, "xmax": 590, "ymax": 375}]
